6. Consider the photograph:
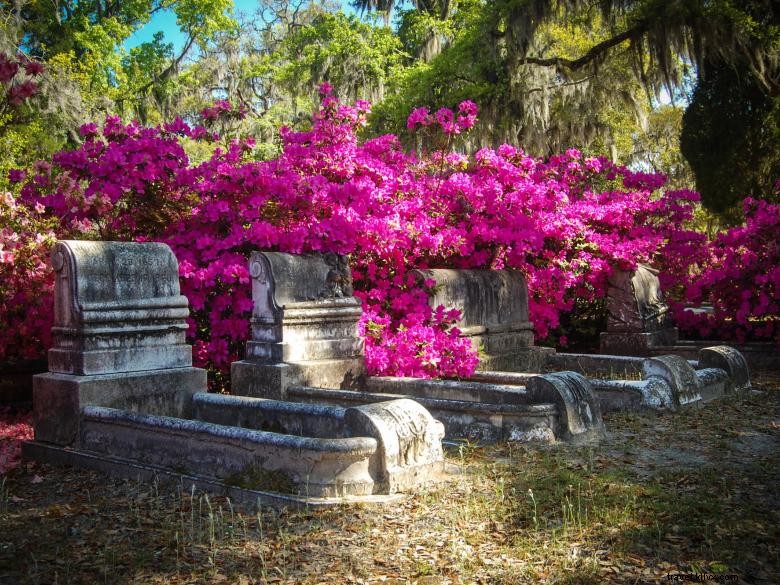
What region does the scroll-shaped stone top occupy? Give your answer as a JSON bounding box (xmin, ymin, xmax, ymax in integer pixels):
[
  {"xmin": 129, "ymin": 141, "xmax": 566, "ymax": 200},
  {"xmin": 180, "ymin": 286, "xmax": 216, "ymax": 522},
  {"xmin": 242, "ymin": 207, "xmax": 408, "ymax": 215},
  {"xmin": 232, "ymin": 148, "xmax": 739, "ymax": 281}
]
[
  {"xmin": 53, "ymin": 240, "xmax": 188, "ymax": 325},
  {"xmin": 250, "ymin": 251, "xmax": 358, "ymax": 316},
  {"xmin": 413, "ymin": 269, "xmax": 530, "ymax": 334}
]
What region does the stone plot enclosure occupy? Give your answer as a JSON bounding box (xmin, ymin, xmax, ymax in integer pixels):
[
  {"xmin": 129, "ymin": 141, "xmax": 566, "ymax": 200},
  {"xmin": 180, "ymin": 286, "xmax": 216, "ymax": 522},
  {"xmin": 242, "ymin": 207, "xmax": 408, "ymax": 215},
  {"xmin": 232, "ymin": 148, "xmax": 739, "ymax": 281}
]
[
  {"xmin": 477, "ymin": 345, "xmax": 751, "ymax": 413},
  {"xmin": 71, "ymin": 395, "xmax": 445, "ymax": 498},
  {"xmin": 399, "ymin": 266, "xmax": 750, "ymax": 417},
  {"xmin": 282, "ymin": 371, "xmax": 605, "ymax": 444},
  {"xmin": 25, "ymin": 240, "xmax": 445, "ymax": 505},
  {"xmin": 230, "ymin": 253, "xmax": 603, "ymax": 444},
  {"xmin": 412, "ymin": 265, "xmax": 752, "ymax": 413},
  {"xmin": 230, "ymin": 251, "xmax": 754, "ymax": 441}
]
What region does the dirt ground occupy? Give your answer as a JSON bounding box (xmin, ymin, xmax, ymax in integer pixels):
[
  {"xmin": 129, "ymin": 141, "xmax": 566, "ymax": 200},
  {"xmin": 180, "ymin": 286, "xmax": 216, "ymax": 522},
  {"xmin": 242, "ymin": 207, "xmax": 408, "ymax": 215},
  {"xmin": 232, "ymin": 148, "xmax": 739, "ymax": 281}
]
[{"xmin": 1, "ymin": 370, "xmax": 778, "ymax": 584}]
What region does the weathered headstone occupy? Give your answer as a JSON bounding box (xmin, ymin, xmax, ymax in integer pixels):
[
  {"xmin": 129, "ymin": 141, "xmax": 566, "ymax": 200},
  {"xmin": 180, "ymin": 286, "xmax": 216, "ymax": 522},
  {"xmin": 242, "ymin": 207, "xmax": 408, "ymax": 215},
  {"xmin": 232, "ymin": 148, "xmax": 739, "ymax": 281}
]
[
  {"xmin": 412, "ymin": 268, "xmax": 553, "ymax": 371},
  {"xmin": 600, "ymin": 264, "xmax": 679, "ymax": 355},
  {"xmin": 32, "ymin": 240, "xmax": 206, "ymax": 446},
  {"xmin": 48, "ymin": 240, "xmax": 192, "ymax": 374},
  {"xmin": 231, "ymin": 252, "xmax": 365, "ymax": 398}
]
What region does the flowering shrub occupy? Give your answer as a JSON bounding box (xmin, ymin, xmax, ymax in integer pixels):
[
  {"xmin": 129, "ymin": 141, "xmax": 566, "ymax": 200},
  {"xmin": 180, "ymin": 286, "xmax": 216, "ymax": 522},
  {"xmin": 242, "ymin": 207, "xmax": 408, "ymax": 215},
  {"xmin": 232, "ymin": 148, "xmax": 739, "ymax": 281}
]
[
  {"xmin": 407, "ymin": 100, "xmax": 478, "ymax": 135},
  {"xmin": 0, "ymin": 52, "xmax": 44, "ymax": 107},
  {"xmin": 670, "ymin": 198, "xmax": 780, "ymax": 344},
  {"xmin": 7, "ymin": 90, "xmax": 775, "ymax": 381},
  {"xmin": 199, "ymin": 99, "xmax": 248, "ymax": 143},
  {"xmin": 0, "ymin": 191, "xmax": 56, "ymax": 360},
  {"xmin": 20, "ymin": 116, "xmax": 202, "ymax": 239}
]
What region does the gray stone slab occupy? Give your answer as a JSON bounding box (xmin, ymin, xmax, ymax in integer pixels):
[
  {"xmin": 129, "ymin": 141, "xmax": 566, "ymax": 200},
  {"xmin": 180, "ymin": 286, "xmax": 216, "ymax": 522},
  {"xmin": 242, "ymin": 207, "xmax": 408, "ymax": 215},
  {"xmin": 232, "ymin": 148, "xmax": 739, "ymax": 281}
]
[
  {"xmin": 291, "ymin": 371, "xmax": 605, "ymax": 444},
  {"xmin": 345, "ymin": 399, "xmax": 445, "ymax": 494},
  {"xmin": 30, "ymin": 390, "xmax": 446, "ymax": 500},
  {"xmin": 414, "ymin": 268, "xmax": 530, "ymax": 332},
  {"xmin": 193, "ymin": 392, "xmax": 348, "ymax": 438},
  {"xmin": 605, "ymin": 264, "xmax": 673, "ymax": 333},
  {"xmin": 645, "ymin": 341, "xmax": 779, "ymax": 371},
  {"xmin": 590, "ymin": 378, "xmax": 674, "ymax": 411},
  {"xmin": 484, "ymin": 350, "xmax": 744, "ymax": 412},
  {"xmin": 412, "ymin": 268, "xmax": 550, "ymax": 372},
  {"xmin": 542, "ymin": 344, "xmax": 744, "ymax": 412},
  {"xmin": 78, "ymin": 406, "xmax": 381, "ymax": 498},
  {"xmin": 254, "ymin": 251, "xmax": 355, "ymax": 305},
  {"xmin": 32, "ymin": 367, "xmax": 205, "ymax": 446},
  {"xmin": 600, "ymin": 264, "xmax": 679, "ymax": 355},
  {"xmin": 365, "ymin": 376, "xmax": 532, "ymax": 404},
  {"xmin": 588, "ymin": 381, "xmax": 646, "ymax": 413},
  {"xmin": 467, "ymin": 367, "xmax": 673, "ymax": 413},
  {"xmin": 642, "ymin": 355, "xmax": 702, "ymax": 408},
  {"xmin": 695, "ymin": 368, "xmax": 733, "ymax": 401},
  {"xmin": 231, "ymin": 358, "xmax": 365, "ymax": 399},
  {"xmin": 48, "ymin": 240, "xmax": 193, "ymax": 375},
  {"xmin": 599, "ymin": 328, "xmax": 680, "ymax": 356},
  {"xmin": 466, "ymin": 370, "xmax": 535, "ymax": 385},
  {"xmin": 34, "ymin": 394, "xmax": 446, "ymax": 498},
  {"xmin": 477, "ymin": 346, "xmax": 555, "ymax": 372},
  {"xmin": 247, "ymin": 251, "xmax": 364, "ymax": 363},
  {"xmin": 544, "ymin": 352, "xmax": 646, "ymax": 378},
  {"xmin": 21, "ymin": 441, "xmax": 405, "ymax": 509},
  {"xmin": 48, "ymin": 344, "xmax": 192, "ymax": 377},
  {"xmin": 287, "ymin": 385, "xmax": 558, "ymax": 444}
]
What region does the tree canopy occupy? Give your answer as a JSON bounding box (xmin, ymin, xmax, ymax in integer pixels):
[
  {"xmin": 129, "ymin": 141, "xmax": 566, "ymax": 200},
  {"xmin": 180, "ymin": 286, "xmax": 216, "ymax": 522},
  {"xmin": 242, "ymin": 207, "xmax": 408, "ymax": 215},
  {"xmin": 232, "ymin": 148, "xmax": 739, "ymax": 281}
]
[
  {"xmin": 0, "ymin": 0, "xmax": 777, "ymax": 216},
  {"xmin": 359, "ymin": 0, "xmax": 779, "ymax": 216}
]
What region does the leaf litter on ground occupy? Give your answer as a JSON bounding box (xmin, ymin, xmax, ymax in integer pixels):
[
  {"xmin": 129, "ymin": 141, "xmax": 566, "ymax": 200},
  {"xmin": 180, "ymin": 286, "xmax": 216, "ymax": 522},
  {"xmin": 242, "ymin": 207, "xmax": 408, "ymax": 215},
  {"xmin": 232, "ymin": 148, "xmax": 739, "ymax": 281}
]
[{"xmin": 0, "ymin": 369, "xmax": 777, "ymax": 584}]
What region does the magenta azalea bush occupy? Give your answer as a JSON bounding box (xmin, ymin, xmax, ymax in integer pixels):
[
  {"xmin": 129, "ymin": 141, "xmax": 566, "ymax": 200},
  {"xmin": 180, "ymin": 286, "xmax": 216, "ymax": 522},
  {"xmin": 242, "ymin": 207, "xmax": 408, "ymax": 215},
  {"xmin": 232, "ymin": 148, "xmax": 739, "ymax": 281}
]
[
  {"xmin": 4, "ymin": 88, "xmax": 778, "ymax": 381},
  {"xmin": 670, "ymin": 197, "xmax": 780, "ymax": 344},
  {"xmin": 0, "ymin": 51, "xmax": 44, "ymax": 106},
  {"xmin": 0, "ymin": 190, "xmax": 56, "ymax": 360}
]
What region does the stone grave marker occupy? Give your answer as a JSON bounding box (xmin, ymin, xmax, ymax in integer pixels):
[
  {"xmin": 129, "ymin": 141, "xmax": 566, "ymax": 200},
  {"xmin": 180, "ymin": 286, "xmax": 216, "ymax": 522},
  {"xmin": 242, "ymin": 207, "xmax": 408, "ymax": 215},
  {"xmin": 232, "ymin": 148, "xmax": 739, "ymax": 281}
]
[
  {"xmin": 32, "ymin": 240, "xmax": 206, "ymax": 446},
  {"xmin": 231, "ymin": 251, "xmax": 365, "ymax": 398},
  {"xmin": 600, "ymin": 264, "xmax": 679, "ymax": 355},
  {"xmin": 412, "ymin": 268, "xmax": 553, "ymax": 371}
]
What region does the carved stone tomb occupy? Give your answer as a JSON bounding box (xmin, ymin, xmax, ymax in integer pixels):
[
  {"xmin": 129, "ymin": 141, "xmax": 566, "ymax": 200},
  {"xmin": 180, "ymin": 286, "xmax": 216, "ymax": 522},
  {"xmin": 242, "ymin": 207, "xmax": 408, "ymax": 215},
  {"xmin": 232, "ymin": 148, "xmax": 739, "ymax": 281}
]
[
  {"xmin": 32, "ymin": 240, "xmax": 207, "ymax": 446},
  {"xmin": 231, "ymin": 251, "xmax": 365, "ymax": 398}
]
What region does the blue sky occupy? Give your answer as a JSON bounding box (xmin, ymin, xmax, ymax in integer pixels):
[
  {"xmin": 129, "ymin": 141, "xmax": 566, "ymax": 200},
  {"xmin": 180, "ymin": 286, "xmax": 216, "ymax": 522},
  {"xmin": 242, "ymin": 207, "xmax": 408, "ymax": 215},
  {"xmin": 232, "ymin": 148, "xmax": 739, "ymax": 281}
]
[
  {"xmin": 127, "ymin": 0, "xmax": 257, "ymax": 52},
  {"xmin": 126, "ymin": 1, "xmax": 355, "ymax": 53}
]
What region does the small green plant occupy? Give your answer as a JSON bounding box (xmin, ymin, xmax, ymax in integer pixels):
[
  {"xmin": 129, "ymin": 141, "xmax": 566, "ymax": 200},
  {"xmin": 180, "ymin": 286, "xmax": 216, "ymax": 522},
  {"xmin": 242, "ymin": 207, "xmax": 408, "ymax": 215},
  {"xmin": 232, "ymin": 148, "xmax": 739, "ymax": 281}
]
[{"xmin": 415, "ymin": 558, "xmax": 436, "ymax": 576}]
